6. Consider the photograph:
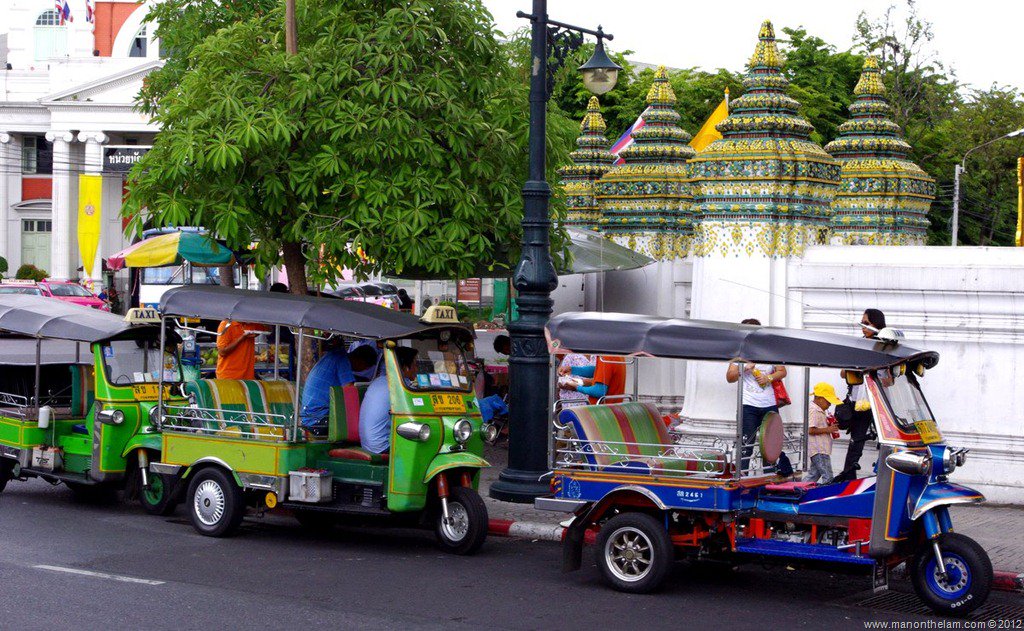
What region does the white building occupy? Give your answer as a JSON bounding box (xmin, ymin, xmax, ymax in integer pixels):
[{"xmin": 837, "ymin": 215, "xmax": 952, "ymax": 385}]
[{"xmin": 0, "ymin": 0, "xmax": 159, "ymax": 289}]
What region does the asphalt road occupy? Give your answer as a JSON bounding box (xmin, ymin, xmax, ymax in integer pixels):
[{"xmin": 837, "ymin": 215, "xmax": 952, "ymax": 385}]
[{"xmin": 0, "ymin": 478, "xmax": 1018, "ymax": 630}]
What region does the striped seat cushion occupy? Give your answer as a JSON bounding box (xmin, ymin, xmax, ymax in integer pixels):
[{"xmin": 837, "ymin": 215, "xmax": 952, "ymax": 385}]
[
  {"xmin": 185, "ymin": 379, "xmax": 296, "ymax": 437},
  {"xmin": 328, "ymin": 385, "xmax": 363, "ymax": 443},
  {"xmin": 560, "ymin": 402, "xmax": 725, "ymax": 475}
]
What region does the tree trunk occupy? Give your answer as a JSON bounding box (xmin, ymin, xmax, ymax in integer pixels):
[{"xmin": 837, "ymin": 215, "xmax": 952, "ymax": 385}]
[
  {"xmin": 218, "ymin": 264, "xmax": 234, "ymax": 287},
  {"xmin": 285, "ymin": 0, "xmax": 298, "ymax": 55},
  {"xmin": 281, "ymin": 240, "xmax": 313, "ymax": 380}
]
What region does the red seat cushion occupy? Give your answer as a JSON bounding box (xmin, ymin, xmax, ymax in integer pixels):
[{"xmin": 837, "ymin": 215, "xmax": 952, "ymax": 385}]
[
  {"xmin": 765, "ymin": 481, "xmax": 816, "ymax": 492},
  {"xmin": 328, "ymin": 447, "xmax": 389, "ymax": 464}
]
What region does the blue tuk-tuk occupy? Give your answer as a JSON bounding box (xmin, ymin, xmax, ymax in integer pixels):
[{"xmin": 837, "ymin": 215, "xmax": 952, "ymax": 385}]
[{"xmin": 538, "ymin": 313, "xmax": 991, "ymax": 617}]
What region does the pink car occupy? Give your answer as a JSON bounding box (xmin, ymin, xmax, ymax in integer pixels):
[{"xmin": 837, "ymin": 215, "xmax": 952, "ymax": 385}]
[{"xmin": 0, "ymin": 280, "xmax": 110, "ymax": 311}]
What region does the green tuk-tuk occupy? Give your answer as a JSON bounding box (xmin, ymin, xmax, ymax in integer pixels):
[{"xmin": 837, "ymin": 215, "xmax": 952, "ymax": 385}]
[
  {"xmin": 0, "ymin": 296, "xmax": 183, "ymax": 512},
  {"xmin": 150, "ymin": 286, "xmax": 493, "ymax": 554}
]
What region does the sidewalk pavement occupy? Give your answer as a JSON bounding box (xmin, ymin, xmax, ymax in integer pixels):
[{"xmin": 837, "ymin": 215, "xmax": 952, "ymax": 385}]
[{"xmin": 479, "ymin": 443, "xmax": 1024, "ymax": 590}]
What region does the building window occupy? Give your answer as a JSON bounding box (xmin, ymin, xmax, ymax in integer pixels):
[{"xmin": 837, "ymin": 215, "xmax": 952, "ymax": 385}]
[
  {"xmin": 129, "ymin": 25, "xmax": 148, "ymax": 58},
  {"xmin": 21, "ymin": 136, "xmax": 54, "ymax": 175},
  {"xmin": 34, "ymin": 10, "xmax": 68, "ymax": 61},
  {"xmin": 23, "ymin": 219, "xmax": 53, "ymax": 233}
]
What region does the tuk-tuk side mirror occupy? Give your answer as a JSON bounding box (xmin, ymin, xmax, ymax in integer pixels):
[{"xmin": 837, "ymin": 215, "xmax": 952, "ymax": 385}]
[{"xmin": 844, "ymin": 371, "xmax": 864, "ymax": 386}]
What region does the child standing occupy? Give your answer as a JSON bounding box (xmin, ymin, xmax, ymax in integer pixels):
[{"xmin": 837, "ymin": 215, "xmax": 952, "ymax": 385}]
[{"xmin": 804, "ymin": 382, "xmax": 843, "ymax": 484}]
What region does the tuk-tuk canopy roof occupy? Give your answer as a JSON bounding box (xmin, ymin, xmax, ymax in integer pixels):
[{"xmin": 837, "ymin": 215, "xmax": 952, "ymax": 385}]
[
  {"xmin": 159, "ymin": 286, "xmax": 473, "ymax": 342},
  {"xmin": 546, "ymin": 312, "xmax": 939, "ymax": 371},
  {"xmin": 0, "ymin": 295, "xmax": 154, "ymax": 344}
]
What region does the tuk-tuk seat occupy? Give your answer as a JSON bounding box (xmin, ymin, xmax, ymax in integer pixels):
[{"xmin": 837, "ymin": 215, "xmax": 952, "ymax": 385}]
[
  {"xmin": 328, "ymin": 384, "xmax": 369, "ymax": 444},
  {"xmin": 185, "ymin": 379, "xmax": 296, "ymax": 437},
  {"xmin": 327, "ymin": 446, "xmax": 389, "ymax": 464},
  {"xmin": 764, "ymin": 480, "xmax": 816, "ymax": 496},
  {"xmin": 69, "ymin": 365, "xmax": 95, "ymax": 417},
  {"xmin": 560, "ymin": 402, "xmax": 726, "ymax": 476}
]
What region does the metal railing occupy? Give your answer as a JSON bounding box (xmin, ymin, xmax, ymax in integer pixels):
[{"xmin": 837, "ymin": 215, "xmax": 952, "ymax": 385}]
[
  {"xmin": 0, "ymin": 391, "xmax": 30, "ymax": 419},
  {"xmin": 161, "ymin": 405, "xmax": 294, "ymax": 442}
]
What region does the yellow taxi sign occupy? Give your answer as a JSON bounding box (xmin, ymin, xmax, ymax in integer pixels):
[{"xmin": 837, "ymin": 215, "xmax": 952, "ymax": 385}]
[
  {"xmin": 125, "ymin": 307, "xmax": 161, "ymax": 324},
  {"xmin": 420, "ymin": 305, "xmax": 460, "ymax": 324}
]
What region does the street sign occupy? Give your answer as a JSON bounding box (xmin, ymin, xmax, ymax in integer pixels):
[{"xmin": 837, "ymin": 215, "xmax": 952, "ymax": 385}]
[
  {"xmin": 456, "ymin": 278, "xmax": 482, "ymax": 304},
  {"xmin": 103, "ymin": 145, "xmax": 152, "ymax": 173}
]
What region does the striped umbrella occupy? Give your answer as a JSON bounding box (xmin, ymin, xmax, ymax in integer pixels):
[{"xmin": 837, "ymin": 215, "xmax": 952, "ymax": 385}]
[{"xmin": 107, "ymin": 231, "xmax": 236, "ymax": 270}]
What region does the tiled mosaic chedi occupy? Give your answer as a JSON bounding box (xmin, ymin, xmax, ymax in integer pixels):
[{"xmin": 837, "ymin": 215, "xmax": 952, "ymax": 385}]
[
  {"xmin": 595, "ymin": 66, "xmax": 696, "ymax": 260},
  {"xmin": 688, "ymin": 21, "xmax": 841, "ymax": 258},
  {"xmin": 824, "ymin": 56, "xmax": 935, "ymax": 245},
  {"xmin": 558, "ymin": 96, "xmax": 616, "ymax": 231}
]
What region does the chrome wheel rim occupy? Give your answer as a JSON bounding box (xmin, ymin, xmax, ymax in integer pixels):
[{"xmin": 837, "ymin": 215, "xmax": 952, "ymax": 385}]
[
  {"xmin": 605, "ymin": 526, "xmax": 654, "ymax": 583},
  {"xmin": 932, "ymin": 556, "xmax": 970, "ymax": 595},
  {"xmin": 194, "ymin": 480, "xmax": 225, "ymax": 527},
  {"xmin": 441, "ymin": 502, "xmax": 470, "ymax": 543}
]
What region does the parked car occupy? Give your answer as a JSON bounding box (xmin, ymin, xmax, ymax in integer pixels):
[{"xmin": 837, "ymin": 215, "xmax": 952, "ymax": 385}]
[
  {"xmin": 359, "ymin": 283, "xmax": 398, "ymax": 309},
  {"xmin": 0, "ymin": 279, "xmax": 108, "ymax": 310}
]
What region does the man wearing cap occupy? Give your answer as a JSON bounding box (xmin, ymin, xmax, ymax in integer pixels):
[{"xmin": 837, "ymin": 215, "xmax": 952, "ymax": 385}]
[{"xmin": 804, "ymin": 382, "xmax": 843, "ymax": 484}]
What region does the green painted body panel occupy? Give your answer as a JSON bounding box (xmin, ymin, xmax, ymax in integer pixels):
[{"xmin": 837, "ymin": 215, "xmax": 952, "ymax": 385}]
[
  {"xmin": 313, "ymin": 458, "xmax": 387, "ymax": 485},
  {"xmin": 383, "ymin": 348, "xmax": 487, "ymax": 512},
  {"xmin": 161, "ymin": 433, "xmax": 311, "ymax": 476},
  {"xmin": 0, "ymin": 417, "xmax": 79, "ymax": 449},
  {"xmin": 422, "ymin": 452, "xmax": 488, "ymax": 485},
  {"xmin": 121, "ymin": 433, "xmax": 163, "ymax": 458}
]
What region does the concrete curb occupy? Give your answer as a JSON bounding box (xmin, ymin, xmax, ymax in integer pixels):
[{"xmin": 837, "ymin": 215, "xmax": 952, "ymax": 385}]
[{"xmin": 486, "ymin": 518, "xmax": 1024, "ymax": 593}]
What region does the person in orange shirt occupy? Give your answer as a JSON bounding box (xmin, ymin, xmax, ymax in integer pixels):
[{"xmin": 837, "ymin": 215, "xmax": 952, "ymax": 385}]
[
  {"xmin": 216, "ymin": 320, "xmax": 267, "ymax": 380},
  {"xmin": 559, "ymin": 355, "xmax": 626, "ymax": 405}
]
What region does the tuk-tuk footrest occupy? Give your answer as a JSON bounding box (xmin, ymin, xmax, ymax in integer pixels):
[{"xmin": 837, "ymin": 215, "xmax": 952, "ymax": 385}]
[{"xmin": 734, "ymin": 537, "xmax": 875, "ymax": 565}]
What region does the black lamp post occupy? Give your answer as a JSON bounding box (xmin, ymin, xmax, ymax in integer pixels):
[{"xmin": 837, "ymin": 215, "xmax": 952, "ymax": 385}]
[{"xmin": 490, "ymin": 1, "xmax": 621, "ymax": 503}]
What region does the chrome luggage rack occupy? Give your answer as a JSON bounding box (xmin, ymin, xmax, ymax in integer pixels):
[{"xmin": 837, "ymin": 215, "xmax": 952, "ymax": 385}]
[{"xmin": 161, "ymin": 405, "xmax": 294, "ymax": 442}]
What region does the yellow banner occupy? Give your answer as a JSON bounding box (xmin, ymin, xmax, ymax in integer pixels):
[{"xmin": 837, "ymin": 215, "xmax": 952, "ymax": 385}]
[
  {"xmin": 77, "ymin": 174, "xmax": 103, "ymax": 277},
  {"xmin": 689, "ymin": 94, "xmax": 729, "ymax": 153},
  {"xmin": 1016, "ymin": 157, "xmax": 1022, "ymax": 247}
]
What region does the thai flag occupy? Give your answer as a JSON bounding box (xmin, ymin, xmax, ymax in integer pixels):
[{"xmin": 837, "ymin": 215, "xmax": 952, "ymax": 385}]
[
  {"xmin": 55, "ymin": 0, "xmax": 73, "ymax": 24},
  {"xmin": 609, "ymin": 107, "xmax": 649, "ymax": 166},
  {"xmin": 85, "ymin": 0, "xmax": 95, "ymax": 23}
]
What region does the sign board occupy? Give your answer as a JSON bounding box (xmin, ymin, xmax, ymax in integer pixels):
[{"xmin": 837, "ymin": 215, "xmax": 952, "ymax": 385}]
[
  {"xmin": 103, "ymin": 145, "xmax": 152, "ymax": 173},
  {"xmin": 456, "ymin": 278, "xmax": 482, "ymax": 304}
]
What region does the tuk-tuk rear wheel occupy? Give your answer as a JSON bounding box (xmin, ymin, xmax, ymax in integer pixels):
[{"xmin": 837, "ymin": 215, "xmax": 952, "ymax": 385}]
[
  {"xmin": 434, "ymin": 486, "xmax": 488, "ymax": 555},
  {"xmin": 596, "ymin": 512, "xmax": 673, "ymax": 594},
  {"xmin": 910, "ymin": 532, "xmax": 992, "ymax": 617},
  {"xmin": 187, "ymin": 467, "xmax": 245, "ymax": 537}
]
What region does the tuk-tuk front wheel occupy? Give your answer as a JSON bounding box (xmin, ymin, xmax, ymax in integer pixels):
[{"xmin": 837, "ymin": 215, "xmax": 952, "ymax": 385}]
[
  {"xmin": 187, "ymin": 467, "xmax": 245, "ymax": 537},
  {"xmin": 911, "ymin": 532, "xmax": 992, "ymax": 616},
  {"xmin": 434, "ymin": 486, "xmax": 488, "ymax": 555},
  {"xmin": 134, "ymin": 467, "xmax": 178, "ymax": 517},
  {"xmin": 596, "ymin": 512, "xmax": 673, "ymax": 594},
  {"xmin": 0, "ymin": 458, "xmax": 14, "ymax": 494}
]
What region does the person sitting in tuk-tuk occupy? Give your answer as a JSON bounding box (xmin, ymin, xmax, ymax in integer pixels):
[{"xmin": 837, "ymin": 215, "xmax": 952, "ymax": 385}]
[
  {"xmin": 300, "ymin": 337, "xmax": 355, "ymax": 436},
  {"xmin": 359, "ymin": 347, "xmax": 419, "ymax": 454},
  {"xmin": 558, "ymin": 355, "xmax": 626, "ymax": 405},
  {"xmin": 216, "ymin": 320, "xmax": 268, "ymax": 379},
  {"xmin": 348, "ymin": 342, "xmax": 383, "ymax": 381}
]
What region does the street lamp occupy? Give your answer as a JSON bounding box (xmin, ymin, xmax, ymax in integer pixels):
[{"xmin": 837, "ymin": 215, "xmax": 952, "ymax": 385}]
[
  {"xmin": 489, "ymin": 2, "xmax": 620, "ymax": 503},
  {"xmin": 951, "ymin": 127, "xmax": 1024, "ymax": 246}
]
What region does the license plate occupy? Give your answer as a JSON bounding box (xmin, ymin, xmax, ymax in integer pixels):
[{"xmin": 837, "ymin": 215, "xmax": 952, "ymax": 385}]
[
  {"xmin": 131, "ymin": 384, "xmax": 167, "ymax": 401},
  {"xmin": 430, "ymin": 394, "xmax": 465, "ymax": 414},
  {"xmin": 914, "ymin": 420, "xmax": 942, "ymax": 444}
]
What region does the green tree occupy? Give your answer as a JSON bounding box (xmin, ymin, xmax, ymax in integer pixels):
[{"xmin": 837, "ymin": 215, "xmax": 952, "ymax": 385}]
[
  {"xmin": 126, "ymin": 0, "xmax": 574, "ymax": 294},
  {"xmin": 778, "ymin": 27, "xmax": 864, "ymax": 146}
]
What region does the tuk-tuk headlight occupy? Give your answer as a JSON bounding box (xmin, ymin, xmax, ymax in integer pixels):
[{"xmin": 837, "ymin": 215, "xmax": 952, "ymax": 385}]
[
  {"xmin": 886, "ymin": 450, "xmax": 932, "ymax": 476},
  {"xmin": 397, "ymin": 422, "xmax": 431, "ymax": 442},
  {"xmin": 97, "ymin": 408, "xmax": 125, "ymax": 426},
  {"xmin": 453, "ymin": 419, "xmax": 473, "ymax": 444},
  {"xmin": 941, "ymin": 446, "xmax": 968, "ymax": 474},
  {"xmin": 481, "ymin": 423, "xmax": 499, "ymax": 443}
]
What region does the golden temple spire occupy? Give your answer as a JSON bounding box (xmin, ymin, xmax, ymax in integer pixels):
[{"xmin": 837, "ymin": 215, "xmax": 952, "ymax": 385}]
[
  {"xmin": 748, "ymin": 20, "xmax": 781, "ymax": 70},
  {"xmin": 646, "ymin": 66, "xmax": 677, "ymax": 105},
  {"xmin": 581, "ymin": 96, "xmax": 607, "ymax": 134},
  {"xmin": 853, "ymin": 56, "xmax": 886, "ymax": 96}
]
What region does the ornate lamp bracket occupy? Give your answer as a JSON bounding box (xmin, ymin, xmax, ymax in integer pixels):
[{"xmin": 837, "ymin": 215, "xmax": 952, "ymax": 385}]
[{"xmin": 545, "ymin": 27, "xmax": 584, "ymax": 97}]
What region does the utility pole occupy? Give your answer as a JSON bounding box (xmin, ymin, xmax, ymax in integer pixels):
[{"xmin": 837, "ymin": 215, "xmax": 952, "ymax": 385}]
[{"xmin": 951, "ymin": 164, "xmax": 962, "ymax": 247}]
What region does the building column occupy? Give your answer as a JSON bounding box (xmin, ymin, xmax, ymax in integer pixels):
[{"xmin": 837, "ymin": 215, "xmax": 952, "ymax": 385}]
[
  {"xmin": 45, "ymin": 130, "xmax": 75, "ymax": 280},
  {"xmin": 78, "ymin": 131, "xmax": 108, "ymax": 285},
  {"xmin": 0, "ymin": 132, "xmax": 11, "ymax": 274}
]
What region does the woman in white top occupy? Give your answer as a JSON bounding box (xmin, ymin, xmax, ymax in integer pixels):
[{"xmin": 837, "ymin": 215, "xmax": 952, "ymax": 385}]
[{"xmin": 725, "ymin": 318, "xmax": 792, "ymax": 477}]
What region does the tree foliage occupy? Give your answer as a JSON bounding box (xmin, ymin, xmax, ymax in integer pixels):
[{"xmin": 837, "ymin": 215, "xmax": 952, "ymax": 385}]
[{"xmin": 126, "ymin": 0, "xmax": 574, "ymax": 291}]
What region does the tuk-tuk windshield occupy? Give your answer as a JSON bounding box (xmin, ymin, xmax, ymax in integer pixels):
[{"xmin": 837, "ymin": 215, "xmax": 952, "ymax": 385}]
[
  {"xmin": 407, "ymin": 344, "xmax": 474, "ymax": 392},
  {"xmin": 877, "ymin": 370, "xmax": 933, "ymax": 431},
  {"xmin": 102, "ymin": 339, "xmax": 182, "ymax": 386}
]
